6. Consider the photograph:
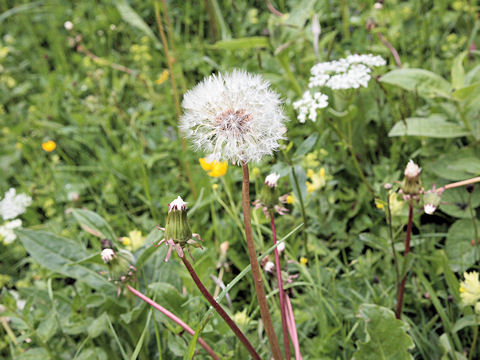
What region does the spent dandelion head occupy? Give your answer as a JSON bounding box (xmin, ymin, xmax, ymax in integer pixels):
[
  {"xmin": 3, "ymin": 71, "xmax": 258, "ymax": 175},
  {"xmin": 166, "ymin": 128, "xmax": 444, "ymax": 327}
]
[{"xmin": 180, "ymin": 70, "xmax": 287, "ymax": 165}]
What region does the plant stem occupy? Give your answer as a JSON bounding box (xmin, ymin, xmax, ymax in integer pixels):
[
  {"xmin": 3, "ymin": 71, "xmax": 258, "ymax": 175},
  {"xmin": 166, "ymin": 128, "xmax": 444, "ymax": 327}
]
[
  {"xmin": 325, "ymin": 118, "xmax": 374, "ymax": 197},
  {"xmin": 290, "ymin": 165, "xmax": 309, "ymax": 251},
  {"xmin": 442, "ymin": 177, "xmax": 480, "ymax": 191},
  {"xmin": 270, "ymin": 209, "xmax": 291, "ymax": 360},
  {"xmin": 395, "ymin": 201, "xmax": 413, "ymax": 319},
  {"xmin": 126, "ymin": 285, "xmax": 219, "ymax": 360},
  {"xmin": 469, "ymin": 313, "xmax": 479, "ymax": 360},
  {"xmin": 386, "ymin": 192, "xmax": 400, "ymax": 288},
  {"xmin": 180, "ymin": 256, "xmax": 261, "ymax": 360},
  {"xmin": 241, "ymin": 162, "xmax": 284, "ymax": 360}
]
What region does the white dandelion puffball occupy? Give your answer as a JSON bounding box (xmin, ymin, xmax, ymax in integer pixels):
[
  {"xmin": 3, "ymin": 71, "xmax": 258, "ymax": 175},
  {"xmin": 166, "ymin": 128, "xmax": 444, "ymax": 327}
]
[{"xmin": 180, "ymin": 70, "xmax": 287, "ymax": 164}]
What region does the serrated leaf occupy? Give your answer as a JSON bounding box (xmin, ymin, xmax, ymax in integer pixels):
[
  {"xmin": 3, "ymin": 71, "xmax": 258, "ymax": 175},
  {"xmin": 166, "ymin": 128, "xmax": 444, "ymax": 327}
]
[
  {"xmin": 380, "ymin": 68, "xmax": 452, "ymax": 99},
  {"xmin": 210, "ymin": 36, "xmax": 269, "ymax": 50},
  {"xmin": 71, "ymin": 209, "xmax": 117, "ymax": 243},
  {"xmin": 353, "ymin": 304, "xmax": 414, "ymax": 360},
  {"xmin": 16, "ymin": 229, "xmax": 115, "ymax": 293},
  {"xmin": 388, "ymin": 115, "xmax": 468, "ymax": 138},
  {"xmin": 445, "ymin": 219, "xmax": 478, "ymax": 272}
]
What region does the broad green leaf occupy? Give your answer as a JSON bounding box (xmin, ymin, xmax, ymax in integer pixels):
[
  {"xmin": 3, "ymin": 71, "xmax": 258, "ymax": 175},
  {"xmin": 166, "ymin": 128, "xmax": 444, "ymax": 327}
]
[
  {"xmin": 284, "ymin": 0, "xmax": 316, "ymax": 27},
  {"xmin": 71, "ymin": 209, "xmax": 117, "ymax": 243},
  {"xmin": 353, "ymin": 304, "xmax": 414, "ymax": 360},
  {"xmin": 388, "ymin": 115, "xmax": 468, "ymax": 138},
  {"xmin": 453, "ymin": 315, "xmax": 478, "ymax": 333},
  {"xmin": 439, "ymin": 187, "xmax": 480, "ymax": 219},
  {"xmin": 294, "ymin": 133, "xmax": 318, "ymax": 157},
  {"xmin": 88, "ymin": 312, "xmax": 109, "ymax": 338},
  {"xmin": 465, "ymin": 64, "xmax": 480, "ymax": 85},
  {"xmin": 37, "ymin": 310, "xmax": 58, "ymax": 342},
  {"xmin": 380, "ymin": 69, "xmax": 452, "ymax": 99},
  {"xmin": 17, "ymin": 229, "xmax": 115, "ymax": 293},
  {"xmin": 76, "ymin": 347, "xmax": 108, "ymax": 360},
  {"xmin": 425, "ymin": 148, "xmax": 480, "ymax": 180},
  {"xmin": 16, "ymin": 348, "xmax": 50, "ymax": 360},
  {"xmin": 445, "ymin": 219, "xmax": 478, "ymax": 272},
  {"xmin": 210, "ymin": 36, "xmax": 269, "ymax": 50},
  {"xmin": 451, "ymin": 51, "xmax": 467, "ymax": 89},
  {"xmin": 452, "ymin": 82, "xmax": 480, "ymax": 101},
  {"xmin": 115, "ymin": 0, "xmax": 160, "ymax": 47}
]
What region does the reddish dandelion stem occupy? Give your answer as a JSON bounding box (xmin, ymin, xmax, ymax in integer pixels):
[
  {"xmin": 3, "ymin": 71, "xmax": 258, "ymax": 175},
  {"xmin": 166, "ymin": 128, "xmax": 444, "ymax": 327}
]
[
  {"xmin": 395, "ymin": 201, "xmax": 413, "ymax": 319},
  {"xmin": 180, "ymin": 256, "xmax": 261, "ymax": 360},
  {"xmin": 126, "ymin": 285, "xmax": 219, "ymax": 360},
  {"xmin": 270, "ymin": 209, "xmax": 292, "ymax": 360},
  {"xmin": 242, "ymin": 162, "xmax": 284, "ymax": 360}
]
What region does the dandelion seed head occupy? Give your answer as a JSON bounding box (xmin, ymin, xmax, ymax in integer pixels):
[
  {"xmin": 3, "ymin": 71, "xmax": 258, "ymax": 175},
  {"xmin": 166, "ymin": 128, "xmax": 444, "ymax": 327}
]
[{"xmin": 180, "ymin": 70, "xmax": 287, "ymax": 164}]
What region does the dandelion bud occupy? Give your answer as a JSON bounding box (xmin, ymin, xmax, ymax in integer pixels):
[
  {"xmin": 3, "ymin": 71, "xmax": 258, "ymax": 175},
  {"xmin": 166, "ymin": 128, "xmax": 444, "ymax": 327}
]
[
  {"xmin": 165, "ymin": 196, "xmax": 193, "ymax": 244},
  {"xmin": 101, "ymin": 248, "xmax": 115, "ymax": 263},
  {"xmin": 264, "ymin": 261, "xmax": 275, "ymax": 274},
  {"xmin": 277, "ymin": 241, "xmax": 285, "ymax": 253},
  {"xmin": 401, "ymin": 160, "xmax": 422, "ymax": 195},
  {"xmin": 423, "ymin": 190, "xmax": 441, "ymax": 215},
  {"xmin": 259, "ymin": 173, "xmax": 281, "ymax": 210},
  {"xmin": 265, "ymin": 173, "xmax": 280, "ymax": 188}
]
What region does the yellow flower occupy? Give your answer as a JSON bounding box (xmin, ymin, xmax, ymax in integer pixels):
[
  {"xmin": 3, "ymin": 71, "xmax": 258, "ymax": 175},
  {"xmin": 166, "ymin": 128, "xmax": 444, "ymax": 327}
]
[
  {"xmin": 375, "ymin": 199, "xmax": 385, "ymax": 210},
  {"xmin": 300, "ymin": 257, "xmax": 308, "ymax": 265},
  {"xmin": 306, "ymin": 167, "xmax": 326, "ymax": 193},
  {"xmin": 155, "ymin": 70, "xmax": 169, "ymax": 85},
  {"xmin": 121, "ymin": 230, "xmax": 145, "ymax": 251},
  {"xmin": 199, "ymin": 156, "xmax": 227, "ymax": 177},
  {"xmin": 42, "ymin": 140, "xmax": 56, "ymax": 152},
  {"xmin": 286, "ymin": 194, "xmax": 295, "ymax": 204},
  {"xmin": 460, "ymin": 271, "xmax": 480, "ymax": 306}
]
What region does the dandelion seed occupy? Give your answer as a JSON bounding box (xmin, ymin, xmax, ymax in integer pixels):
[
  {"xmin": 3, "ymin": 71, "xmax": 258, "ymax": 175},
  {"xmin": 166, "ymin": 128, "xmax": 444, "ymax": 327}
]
[{"xmin": 180, "ymin": 70, "xmax": 287, "ymax": 164}]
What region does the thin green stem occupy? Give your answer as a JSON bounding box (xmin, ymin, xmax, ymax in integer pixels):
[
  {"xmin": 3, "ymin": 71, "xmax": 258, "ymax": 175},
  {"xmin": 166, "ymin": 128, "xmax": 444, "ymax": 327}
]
[
  {"xmin": 290, "ymin": 165, "xmax": 309, "ymax": 251},
  {"xmin": 469, "ymin": 313, "xmax": 479, "ymax": 360}
]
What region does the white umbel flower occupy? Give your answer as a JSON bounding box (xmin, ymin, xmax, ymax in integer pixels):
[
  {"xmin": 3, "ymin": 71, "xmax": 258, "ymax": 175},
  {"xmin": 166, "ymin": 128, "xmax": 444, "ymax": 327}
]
[
  {"xmin": 404, "ymin": 160, "xmax": 421, "ymax": 179},
  {"xmin": 180, "ymin": 70, "xmax": 287, "ymax": 164},
  {"xmin": 265, "ymin": 173, "xmax": 280, "ymax": 188},
  {"xmin": 101, "ymin": 248, "xmax": 116, "ymax": 263},
  {"xmin": 168, "ymin": 196, "xmax": 187, "ymax": 212},
  {"xmin": 0, "ymin": 219, "xmax": 22, "ymax": 244},
  {"xmin": 0, "ymin": 188, "xmax": 32, "ymax": 221},
  {"xmin": 293, "ymin": 91, "xmax": 328, "ymax": 123}
]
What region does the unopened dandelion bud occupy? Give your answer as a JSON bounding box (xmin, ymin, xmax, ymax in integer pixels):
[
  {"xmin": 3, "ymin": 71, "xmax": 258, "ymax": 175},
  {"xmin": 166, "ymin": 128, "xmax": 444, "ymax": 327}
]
[
  {"xmin": 423, "ymin": 191, "xmax": 441, "ymax": 215},
  {"xmin": 165, "ymin": 196, "xmax": 193, "ymax": 246},
  {"xmin": 259, "ymin": 173, "xmax": 281, "ymax": 209},
  {"xmin": 103, "ymin": 248, "xmax": 135, "ymax": 283},
  {"xmin": 401, "ymin": 160, "xmax": 422, "ymax": 195}
]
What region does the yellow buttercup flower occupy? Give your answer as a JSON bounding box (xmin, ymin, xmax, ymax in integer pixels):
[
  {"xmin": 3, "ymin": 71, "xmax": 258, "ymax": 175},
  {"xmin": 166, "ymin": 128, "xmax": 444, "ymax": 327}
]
[
  {"xmin": 286, "ymin": 194, "xmax": 295, "ymax": 204},
  {"xmin": 121, "ymin": 230, "xmax": 145, "ymax": 251},
  {"xmin": 375, "ymin": 199, "xmax": 385, "ymax": 210},
  {"xmin": 460, "ymin": 271, "xmax": 480, "ymax": 306},
  {"xmin": 306, "ymin": 167, "xmax": 326, "ymax": 194},
  {"xmin": 300, "ymin": 257, "xmax": 308, "ymax": 265},
  {"xmin": 199, "ymin": 155, "xmax": 227, "ymax": 177},
  {"xmin": 42, "ymin": 140, "xmax": 56, "ymax": 152},
  {"xmin": 156, "ymin": 70, "xmax": 169, "ymax": 85}
]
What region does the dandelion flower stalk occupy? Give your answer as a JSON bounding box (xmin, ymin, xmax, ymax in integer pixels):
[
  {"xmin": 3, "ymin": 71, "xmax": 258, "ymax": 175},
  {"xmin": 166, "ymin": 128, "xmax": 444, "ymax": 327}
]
[
  {"xmin": 126, "ymin": 285, "xmax": 219, "ymax": 360},
  {"xmin": 270, "ymin": 209, "xmax": 292, "ymax": 360}
]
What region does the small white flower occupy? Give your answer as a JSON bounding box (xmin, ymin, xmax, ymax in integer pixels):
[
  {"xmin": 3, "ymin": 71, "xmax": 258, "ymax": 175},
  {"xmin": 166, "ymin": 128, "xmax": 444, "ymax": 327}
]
[
  {"xmin": 265, "ymin": 173, "xmax": 280, "ymax": 188},
  {"xmin": 264, "ymin": 261, "xmax": 275, "ymax": 273},
  {"xmin": 277, "ymin": 241, "xmax": 285, "ymax": 253},
  {"xmin": 424, "ymin": 204, "xmax": 437, "ymax": 215},
  {"xmin": 0, "ymin": 219, "xmax": 22, "ymax": 244},
  {"xmin": 101, "ymin": 248, "xmax": 116, "ymax": 263},
  {"xmin": 373, "ymin": 2, "xmax": 383, "ymax": 9},
  {"xmin": 404, "ymin": 160, "xmax": 421, "ymax": 178},
  {"xmin": 180, "ymin": 70, "xmax": 287, "ymax": 164},
  {"xmin": 169, "ymin": 196, "xmax": 187, "ymax": 212},
  {"xmin": 0, "ymin": 188, "xmax": 32, "ymax": 221},
  {"xmin": 293, "ymin": 91, "xmax": 328, "ymax": 123},
  {"xmin": 64, "ymin": 21, "xmax": 74, "ymax": 31}
]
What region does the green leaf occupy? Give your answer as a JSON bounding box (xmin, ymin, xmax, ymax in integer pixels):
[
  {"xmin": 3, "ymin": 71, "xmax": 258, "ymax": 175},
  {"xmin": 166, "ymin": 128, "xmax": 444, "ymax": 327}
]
[
  {"xmin": 388, "ymin": 115, "xmax": 468, "ymax": 138},
  {"xmin": 353, "ymin": 304, "xmax": 414, "ymax": 360},
  {"xmin": 453, "ymin": 315, "xmax": 478, "ymax": 333},
  {"xmin": 210, "ymin": 36, "xmax": 269, "ymax": 50},
  {"xmin": 76, "ymin": 347, "xmax": 108, "ymax": 360},
  {"xmin": 425, "ymin": 148, "xmax": 480, "ymax": 181},
  {"xmin": 16, "ymin": 348, "xmax": 50, "ymax": 360},
  {"xmin": 439, "ymin": 187, "xmax": 480, "ymax": 219},
  {"xmin": 452, "ymin": 82, "xmax": 480, "ymax": 101},
  {"xmin": 380, "ymin": 68, "xmax": 452, "ymax": 99},
  {"xmin": 16, "ymin": 229, "xmax": 115, "ymax": 293},
  {"xmin": 451, "ymin": 51, "xmax": 467, "ymax": 89},
  {"xmin": 294, "ymin": 133, "xmax": 319, "ymax": 157},
  {"xmin": 88, "ymin": 312, "xmax": 109, "ymax": 338},
  {"xmin": 71, "ymin": 209, "xmax": 117, "ymax": 243},
  {"xmin": 37, "ymin": 310, "xmax": 58, "ymax": 342},
  {"xmin": 115, "ymin": 0, "xmax": 160, "ymax": 47},
  {"xmin": 445, "ymin": 219, "xmax": 478, "ymax": 272}
]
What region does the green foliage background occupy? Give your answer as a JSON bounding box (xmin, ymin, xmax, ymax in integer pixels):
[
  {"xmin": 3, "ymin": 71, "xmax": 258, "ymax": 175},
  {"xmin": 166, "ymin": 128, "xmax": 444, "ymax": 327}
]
[{"xmin": 1, "ymin": 0, "xmax": 479, "ymax": 359}]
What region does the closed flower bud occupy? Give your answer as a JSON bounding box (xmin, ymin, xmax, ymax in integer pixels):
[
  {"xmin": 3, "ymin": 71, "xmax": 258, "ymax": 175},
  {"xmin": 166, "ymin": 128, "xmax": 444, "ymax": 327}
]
[
  {"xmin": 259, "ymin": 174, "xmax": 280, "ymax": 209},
  {"xmin": 264, "ymin": 261, "xmax": 275, "ymax": 274},
  {"xmin": 401, "ymin": 160, "xmax": 422, "ymax": 195},
  {"xmin": 101, "ymin": 248, "xmax": 115, "ymax": 263},
  {"xmin": 102, "ymin": 248, "xmax": 135, "ymax": 284}
]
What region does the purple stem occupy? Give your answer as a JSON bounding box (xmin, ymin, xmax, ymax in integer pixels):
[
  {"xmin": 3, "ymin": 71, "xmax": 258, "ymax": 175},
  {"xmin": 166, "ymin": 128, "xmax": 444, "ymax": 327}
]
[
  {"xmin": 285, "ymin": 295, "xmax": 302, "ymax": 360},
  {"xmin": 126, "ymin": 285, "xmax": 220, "ymax": 360},
  {"xmin": 270, "ymin": 210, "xmax": 291, "ymax": 359}
]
